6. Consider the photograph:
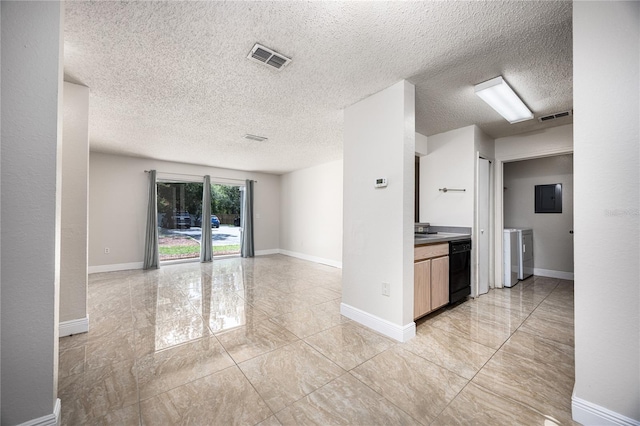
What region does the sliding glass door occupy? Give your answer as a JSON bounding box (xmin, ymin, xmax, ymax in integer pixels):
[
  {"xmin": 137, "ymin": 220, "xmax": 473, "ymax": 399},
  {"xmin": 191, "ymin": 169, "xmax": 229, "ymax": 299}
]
[
  {"xmin": 157, "ymin": 181, "xmax": 203, "ymax": 262},
  {"xmin": 156, "ymin": 180, "xmax": 242, "ymax": 262}
]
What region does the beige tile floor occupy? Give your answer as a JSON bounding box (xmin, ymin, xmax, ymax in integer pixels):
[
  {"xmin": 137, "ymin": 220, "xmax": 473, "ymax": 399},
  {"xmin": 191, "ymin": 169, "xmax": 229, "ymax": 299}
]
[{"xmin": 59, "ymin": 255, "xmax": 577, "ymax": 425}]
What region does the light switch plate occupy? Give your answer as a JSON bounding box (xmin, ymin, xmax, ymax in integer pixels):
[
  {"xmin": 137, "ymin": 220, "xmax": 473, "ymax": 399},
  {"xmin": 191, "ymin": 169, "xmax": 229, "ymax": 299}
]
[{"xmin": 381, "ymin": 282, "xmax": 390, "ymax": 296}]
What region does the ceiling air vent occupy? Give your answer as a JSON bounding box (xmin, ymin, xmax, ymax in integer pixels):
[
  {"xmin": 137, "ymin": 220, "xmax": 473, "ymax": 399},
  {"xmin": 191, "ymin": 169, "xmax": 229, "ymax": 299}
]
[
  {"xmin": 538, "ymin": 110, "xmax": 573, "ymax": 122},
  {"xmin": 243, "ymin": 134, "xmax": 268, "ymax": 142},
  {"xmin": 247, "ymin": 43, "xmax": 291, "ymax": 70}
]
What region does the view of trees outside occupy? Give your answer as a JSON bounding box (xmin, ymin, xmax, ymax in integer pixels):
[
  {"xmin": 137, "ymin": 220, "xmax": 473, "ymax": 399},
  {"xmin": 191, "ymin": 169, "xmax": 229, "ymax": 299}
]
[
  {"xmin": 157, "ymin": 182, "xmax": 241, "ymax": 261},
  {"xmin": 157, "ymin": 182, "xmax": 240, "ymax": 220},
  {"xmin": 211, "ymin": 184, "xmax": 241, "ymax": 220}
]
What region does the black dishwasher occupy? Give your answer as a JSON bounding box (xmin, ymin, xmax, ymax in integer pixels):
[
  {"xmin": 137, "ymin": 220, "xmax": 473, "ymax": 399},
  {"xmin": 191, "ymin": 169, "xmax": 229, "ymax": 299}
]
[{"xmin": 449, "ymin": 239, "xmax": 471, "ymax": 304}]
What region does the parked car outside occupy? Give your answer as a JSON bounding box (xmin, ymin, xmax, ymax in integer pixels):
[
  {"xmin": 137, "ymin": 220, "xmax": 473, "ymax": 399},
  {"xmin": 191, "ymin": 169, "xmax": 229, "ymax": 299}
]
[
  {"xmin": 211, "ymin": 215, "xmax": 220, "ymax": 228},
  {"xmin": 162, "ymin": 211, "xmax": 191, "ymax": 229}
]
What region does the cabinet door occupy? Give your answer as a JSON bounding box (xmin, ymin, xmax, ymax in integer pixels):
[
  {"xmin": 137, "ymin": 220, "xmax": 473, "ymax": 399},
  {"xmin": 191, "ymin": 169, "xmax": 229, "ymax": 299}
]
[
  {"xmin": 431, "ymin": 256, "xmax": 449, "ymax": 310},
  {"xmin": 414, "ymin": 259, "xmax": 431, "ymax": 319}
]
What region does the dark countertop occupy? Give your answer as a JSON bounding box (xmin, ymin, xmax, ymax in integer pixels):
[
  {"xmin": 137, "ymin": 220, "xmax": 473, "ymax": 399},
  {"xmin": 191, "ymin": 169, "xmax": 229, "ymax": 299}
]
[{"xmin": 414, "ymin": 233, "xmax": 471, "ymax": 246}]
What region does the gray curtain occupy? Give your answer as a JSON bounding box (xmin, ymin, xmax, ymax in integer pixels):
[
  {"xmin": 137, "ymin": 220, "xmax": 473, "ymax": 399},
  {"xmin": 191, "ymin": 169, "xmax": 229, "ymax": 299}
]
[
  {"xmin": 241, "ymin": 179, "xmax": 255, "ymax": 257},
  {"xmin": 200, "ymin": 175, "xmax": 212, "ymax": 262},
  {"xmin": 143, "ymin": 170, "xmax": 159, "ymax": 269}
]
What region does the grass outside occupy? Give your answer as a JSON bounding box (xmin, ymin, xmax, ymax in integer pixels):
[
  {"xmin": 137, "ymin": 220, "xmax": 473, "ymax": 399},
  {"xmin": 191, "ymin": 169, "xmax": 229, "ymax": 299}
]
[
  {"xmin": 159, "ymin": 245, "xmax": 200, "ymax": 256},
  {"xmin": 159, "ymin": 235, "xmax": 240, "ymax": 260},
  {"xmin": 214, "ymin": 245, "xmax": 241, "ymax": 256}
]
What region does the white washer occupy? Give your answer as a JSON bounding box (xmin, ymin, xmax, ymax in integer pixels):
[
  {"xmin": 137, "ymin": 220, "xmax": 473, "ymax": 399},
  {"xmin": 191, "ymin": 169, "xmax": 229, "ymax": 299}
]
[
  {"xmin": 517, "ymin": 228, "xmax": 534, "ymax": 280},
  {"xmin": 503, "ymin": 229, "xmax": 519, "ymax": 287}
]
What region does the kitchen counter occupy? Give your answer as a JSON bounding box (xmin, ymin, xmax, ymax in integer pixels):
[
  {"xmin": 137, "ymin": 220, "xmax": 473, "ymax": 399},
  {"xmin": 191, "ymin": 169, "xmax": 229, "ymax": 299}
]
[{"xmin": 414, "ymin": 232, "xmax": 471, "ymax": 245}]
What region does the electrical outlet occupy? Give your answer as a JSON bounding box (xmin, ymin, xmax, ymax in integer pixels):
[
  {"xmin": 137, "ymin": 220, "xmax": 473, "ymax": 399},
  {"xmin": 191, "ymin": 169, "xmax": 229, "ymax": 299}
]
[
  {"xmin": 104, "ymin": 247, "xmax": 110, "ymax": 254},
  {"xmin": 381, "ymin": 282, "xmax": 390, "ymax": 297}
]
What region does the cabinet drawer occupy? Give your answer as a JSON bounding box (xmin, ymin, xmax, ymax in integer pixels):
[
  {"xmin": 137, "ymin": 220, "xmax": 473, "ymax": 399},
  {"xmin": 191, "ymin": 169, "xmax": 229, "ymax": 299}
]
[{"xmin": 414, "ymin": 243, "xmax": 448, "ymax": 261}]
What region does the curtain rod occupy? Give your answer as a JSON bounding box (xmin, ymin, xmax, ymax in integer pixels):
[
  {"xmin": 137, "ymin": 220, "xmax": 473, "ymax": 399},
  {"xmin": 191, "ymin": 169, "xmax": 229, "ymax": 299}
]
[{"xmin": 144, "ymin": 170, "xmax": 256, "ymax": 183}]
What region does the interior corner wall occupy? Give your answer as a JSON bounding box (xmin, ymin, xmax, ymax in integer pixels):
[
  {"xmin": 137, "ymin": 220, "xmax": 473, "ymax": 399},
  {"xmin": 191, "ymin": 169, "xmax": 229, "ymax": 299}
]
[
  {"xmin": 415, "ymin": 132, "xmax": 428, "ymax": 156},
  {"xmin": 573, "ymin": 1, "xmax": 640, "ymax": 423},
  {"xmin": 503, "ymin": 155, "xmax": 574, "ymax": 275},
  {"xmin": 474, "ymin": 125, "xmax": 495, "ymax": 160},
  {"xmin": 89, "ymin": 153, "xmax": 281, "ymax": 271},
  {"xmin": 342, "ymin": 80, "xmax": 415, "ymax": 332},
  {"xmin": 420, "ymin": 125, "xmax": 475, "ymax": 226},
  {"xmin": 1, "ymin": 1, "xmax": 63, "ymax": 423},
  {"xmin": 279, "ymin": 160, "xmax": 343, "ymax": 267},
  {"xmin": 60, "ymin": 82, "xmax": 89, "ymax": 324}
]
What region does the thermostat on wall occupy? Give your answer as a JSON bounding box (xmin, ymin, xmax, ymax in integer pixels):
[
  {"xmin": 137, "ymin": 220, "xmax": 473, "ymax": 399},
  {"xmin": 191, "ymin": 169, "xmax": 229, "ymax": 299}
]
[{"xmin": 375, "ymin": 178, "xmax": 388, "ymax": 188}]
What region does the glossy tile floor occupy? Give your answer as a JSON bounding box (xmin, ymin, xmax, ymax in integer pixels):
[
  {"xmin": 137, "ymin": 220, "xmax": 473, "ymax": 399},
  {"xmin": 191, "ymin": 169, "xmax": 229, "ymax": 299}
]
[{"xmin": 59, "ymin": 255, "xmax": 577, "ymax": 425}]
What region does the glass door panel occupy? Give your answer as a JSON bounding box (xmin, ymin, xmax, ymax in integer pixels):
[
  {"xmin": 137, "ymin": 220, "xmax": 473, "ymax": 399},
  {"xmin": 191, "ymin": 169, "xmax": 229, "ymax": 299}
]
[
  {"xmin": 157, "ymin": 181, "xmax": 203, "ymax": 262},
  {"xmin": 211, "ymin": 184, "xmax": 241, "ymax": 256}
]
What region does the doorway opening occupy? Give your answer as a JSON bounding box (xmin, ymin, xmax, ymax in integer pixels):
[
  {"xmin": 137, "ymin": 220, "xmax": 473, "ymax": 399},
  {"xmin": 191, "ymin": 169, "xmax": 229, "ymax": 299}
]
[{"xmin": 501, "ymin": 154, "xmax": 574, "ymax": 281}]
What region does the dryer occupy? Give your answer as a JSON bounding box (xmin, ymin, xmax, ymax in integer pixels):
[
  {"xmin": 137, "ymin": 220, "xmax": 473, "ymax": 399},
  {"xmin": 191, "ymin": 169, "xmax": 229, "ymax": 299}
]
[{"xmin": 517, "ymin": 228, "xmax": 534, "ymax": 280}]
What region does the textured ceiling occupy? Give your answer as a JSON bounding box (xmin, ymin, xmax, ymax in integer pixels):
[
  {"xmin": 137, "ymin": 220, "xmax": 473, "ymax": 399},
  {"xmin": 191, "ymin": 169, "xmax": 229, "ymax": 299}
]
[{"xmin": 64, "ymin": 1, "xmax": 573, "ymax": 174}]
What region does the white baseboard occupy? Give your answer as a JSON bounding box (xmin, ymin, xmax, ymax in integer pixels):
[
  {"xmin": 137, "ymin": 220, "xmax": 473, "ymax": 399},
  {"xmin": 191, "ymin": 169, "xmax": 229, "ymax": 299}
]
[
  {"xmin": 572, "ymin": 393, "xmax": 640, "ymax": 425},
  {"xmin": 279, "ymin": 249, "xmax": 342, "ymax": 269},
  {"xmin": 59, "ymin": 317, "xmax": 89, "ymax": 337},
  {"xmin": 534, "ymin": 268, "xmax": 574, "ymax": 280},
  {"xmin": 18, "ymin": 398, "xmax": 61, "ymax": 426},
  {"xmin": 88, "ymin": 262, "xmax": 143, "ymax": 274},
  {"xmin": 255, "ymin": 249, "xmax": 280, "ymax": 256},
  {"xmin": 340, "ymin": 302, "xmax": 415, "ymax": 342}
]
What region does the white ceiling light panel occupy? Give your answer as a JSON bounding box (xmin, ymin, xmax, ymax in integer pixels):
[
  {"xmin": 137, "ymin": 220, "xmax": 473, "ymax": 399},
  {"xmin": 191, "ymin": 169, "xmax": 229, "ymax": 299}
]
[{"xmin": 474, "ymin": 76, "xmax": 533, "ymax": 124}]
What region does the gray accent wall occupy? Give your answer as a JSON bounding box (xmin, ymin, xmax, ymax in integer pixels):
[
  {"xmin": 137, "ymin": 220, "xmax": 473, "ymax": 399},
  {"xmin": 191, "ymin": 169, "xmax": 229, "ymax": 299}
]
[{"xmin": 503, "ymin": 154, "xmax": 574, "ymax": 275}]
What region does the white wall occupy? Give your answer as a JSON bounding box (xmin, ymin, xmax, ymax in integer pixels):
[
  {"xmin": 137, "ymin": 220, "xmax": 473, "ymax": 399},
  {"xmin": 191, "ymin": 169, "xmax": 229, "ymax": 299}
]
[
  {"xmin": 415, "ymin": 132, "xmax": 428, "ymax": 156},
  {"xmin": 89, "ymin": 153, "xmax": 281, "ymax": 270},
  {"xmin": 495, "ymin": 124, "xmax": 573, "ymax": 161},
  {"xmin": 1, "ymin": 2, "xmax": 63, "ymax": 423},
  {"xmin": 280, "ymin": 160, "xmax": 343, "ymax": 267},
  {"xmin": 504, "ymin": 155, "xmax": 574, "ymax": 276},
  {"xmin": 421, "ymin": 125, "xmax": 496, "ymax": 294},
  {"xmin": 573, "ymin": 1, "xmax": 639, "ymax": 423},
  {"xmin": 420, "ymin": 125, "xmax": 475, "ymax": 226},
  {"xmin": 474, "ymin": 126, "xmax": 495, "ymax": 160},
  {"xmin": 60, "ymin": 82, "xmax": 89, "ymax": 327},
  {"xmin": 342, "ymin": 80, "xmax": 415, "ymax": 340}
]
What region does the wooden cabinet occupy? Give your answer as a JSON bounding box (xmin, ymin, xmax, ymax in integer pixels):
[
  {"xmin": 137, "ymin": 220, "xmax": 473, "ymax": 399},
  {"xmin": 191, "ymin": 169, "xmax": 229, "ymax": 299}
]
[
  {"xmin": 414, "ymin": 243, "xmax": 449, "ymax": 319},
  {"xmin": 414, "ymin": 259, "xmax": 431, "ymax": 319},
  {"xmin": 430, "ymin": 256, "xmax": 450, "ymax": 310}
]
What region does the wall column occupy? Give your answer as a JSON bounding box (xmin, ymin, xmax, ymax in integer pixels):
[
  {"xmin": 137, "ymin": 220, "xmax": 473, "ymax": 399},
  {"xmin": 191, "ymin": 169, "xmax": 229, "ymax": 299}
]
[
  {"xmin": 342, "ymin": 80, "xmax": 416, "ymax": 342},
  {"xmin": 1, "ymin": 1, "xmax": 64, "ymax": 424},
  {"xmin": 60, "ymin": 82, "xmax": 90, "ymax": 336},
  {"xmin": 573, "ymin": 1, "xmax": 640, "ymax": 423}
]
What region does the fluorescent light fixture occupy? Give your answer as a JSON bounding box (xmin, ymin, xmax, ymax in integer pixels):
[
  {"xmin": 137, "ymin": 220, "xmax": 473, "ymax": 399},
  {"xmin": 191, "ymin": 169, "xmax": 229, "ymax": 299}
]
[{"xmin": 474, "ymin": 76, "xmax": 533, "ymax": 124}]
